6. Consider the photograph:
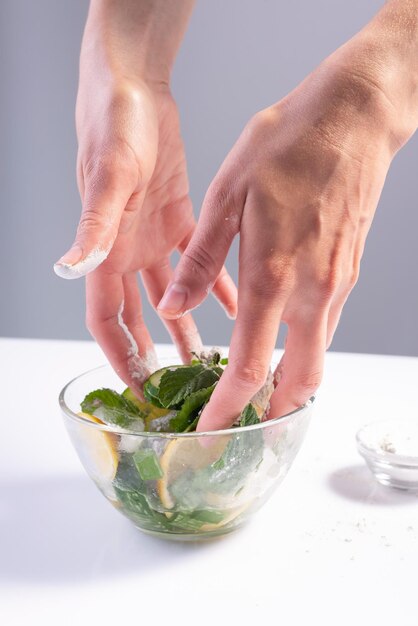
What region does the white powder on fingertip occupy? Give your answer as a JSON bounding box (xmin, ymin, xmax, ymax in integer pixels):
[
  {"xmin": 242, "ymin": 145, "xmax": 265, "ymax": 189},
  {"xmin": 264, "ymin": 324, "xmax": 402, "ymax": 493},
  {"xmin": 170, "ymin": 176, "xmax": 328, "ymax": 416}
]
[
  {"xmin": 54, "ymin": 246, "xmax": 109, "ymax": 279},
  {"xmin": 182, "ymin": 328, "xmax": 203, "ymax": 356},
  {"xmin": 129, "ymin": 349, "xmax": 159, "ymax": 383},
  {"xmin": 117, "ymin": 301, "xmax": 138, "ymax": 357},
  {"xmin": 118, "ymin": 299, "xmax": 159, "ymax": 383}
]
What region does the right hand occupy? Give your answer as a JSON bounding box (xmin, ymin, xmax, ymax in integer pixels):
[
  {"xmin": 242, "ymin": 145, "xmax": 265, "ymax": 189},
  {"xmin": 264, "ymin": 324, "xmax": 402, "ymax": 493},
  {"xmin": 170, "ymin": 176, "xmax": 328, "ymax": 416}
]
[
  {"xmin": 158, "ymin": 38, "xmax": 413, "ymax": 430},
  {"xmin": 54, "ymin": 67, "xmax": 237, "ymax": 395}
]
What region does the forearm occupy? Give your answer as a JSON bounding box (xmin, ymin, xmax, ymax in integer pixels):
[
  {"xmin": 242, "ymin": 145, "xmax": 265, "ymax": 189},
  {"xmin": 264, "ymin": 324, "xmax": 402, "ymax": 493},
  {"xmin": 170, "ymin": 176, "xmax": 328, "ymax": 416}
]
[
  {"xmin": 82, "ymin": 0, "xmax": 195, "ymax": 86},
  {"xmin": 335, "ymin": 0, "xmax": 418, "ymax": 148}
]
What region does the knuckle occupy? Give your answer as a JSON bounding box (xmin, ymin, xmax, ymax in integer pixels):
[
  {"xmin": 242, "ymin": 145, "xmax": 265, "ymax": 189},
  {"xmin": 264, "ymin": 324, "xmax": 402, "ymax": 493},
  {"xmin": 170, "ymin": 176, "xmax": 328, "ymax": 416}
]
[
  {"xmin": 182, "ymin": 244, "xmax": 216, "ymax": 282},
  {"xmin": 229, "ymin": 359, "xmax": 269, "ymax": 391},
  {"xmin": 83, "ymin": 150, "xmax": 138, "ymax": 192},
  {"xmin": 204, "ymin": 176, "xmax": 241, "ymax": 226},
  {"xmin": 246, "ymin": 261, "xmax": 290, "ymax": 299},
  {"xmin": 245, "ymin": 109, "xmax": 277, "ymax": 140},
  {"xmin": 292, "ymin": 371, "xmax": 322, "ymax": 400},
  {"xmin": 77, "ymin": 208, "xmax": 111, "ymax": 235},
  {"xmin": 247, "ymin": 275, "xmax": 280, "ymax": 299},
  {"xmin": 315, "ymin": 266, "xmax": 342, "ymax": 300},
  {"xmin": 206, "ymin": 177, "xmax": 233, "ymax": 210},
  {"xmin": 347, "ymin": 266, "xmax": 360, "ymax": 291}
]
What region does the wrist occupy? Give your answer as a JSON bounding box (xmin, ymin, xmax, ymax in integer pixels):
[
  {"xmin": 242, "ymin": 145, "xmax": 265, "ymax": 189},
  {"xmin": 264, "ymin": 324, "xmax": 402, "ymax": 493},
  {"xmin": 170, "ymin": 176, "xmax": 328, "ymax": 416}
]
[
  {"xmin": 82, "ymin": 0, "xmax": 195, "ymax": 89},
  {"xmin": 329, "ymin": 1, "xmax": 418, "ymax": 152}
]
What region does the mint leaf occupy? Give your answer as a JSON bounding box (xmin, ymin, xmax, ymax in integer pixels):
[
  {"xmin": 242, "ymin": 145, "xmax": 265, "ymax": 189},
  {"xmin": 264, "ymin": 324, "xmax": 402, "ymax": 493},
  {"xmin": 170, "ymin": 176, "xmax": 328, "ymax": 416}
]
[
  {"xmin": 133, "ymin": 449, "xmax": 164, "ymax": 480},
  {"xmin": 114, "ymin": 486, "xmax": 171, "ymax": 531},
  {"xmin": 239, "ymin": 403, "xmax": 260, "ymax": 427},
  {"xmin": 169, "ymin": 385, "xmax": 216, "ymax": 433},
  {"xmin": 81, "ymin": 388, "xmax": 143, "ymax": 428},
  {"xmin": 191, "ymin": 351, "xmax": 223, "ymax": 366},
  {"xmin": 158, "ymin": 365, "xmax": 220, "ymax": 408},
  {"xmin": 114, "ymin": 453, "xmax": 147, "ymax": 494},
  {"xmin": 192, "ymin": 509, "xmax": 224, "ymax": 524},
  {"xmin": 170, "ymin": 509, "xmax": 225, "ymax": 531}
]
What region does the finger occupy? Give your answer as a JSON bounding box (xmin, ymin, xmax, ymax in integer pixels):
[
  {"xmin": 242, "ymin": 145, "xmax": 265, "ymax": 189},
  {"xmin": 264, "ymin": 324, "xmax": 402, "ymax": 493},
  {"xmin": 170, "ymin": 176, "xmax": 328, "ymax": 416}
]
[
  {"xmin": 157, "ymin": 181, "xmax": 241, "ymax": 319},
  {"xmin": 86, "ymin": 268, "xmax": 156, "ymax": 396},
  {"xmin": 54, "ymin": 156, "xmax": 139, "ymax": 279},
  {"xmin": 141, "ymin": 259, "xmax": 203, "ymax": 363},
  {"xmin": 326, "ymin": 296, "xmax": 346, "ymax": 349},
  {"xmin": 177, "ymin": 228, "xmax": 238, "ymax": 320},
  {"xmin": 268, "ymin": 312, "xmax": 328, "ymax": 420},
  {"xmin": 211, "ymin": 269, "xmax": 238, "ymax": 320},
  {"xmin": 196, "ymin": 264, "xmax": 288, "ymax": 432},
  {"xmin": 326, "ymin": 258, "xmax": 361, "ymax": 348}
]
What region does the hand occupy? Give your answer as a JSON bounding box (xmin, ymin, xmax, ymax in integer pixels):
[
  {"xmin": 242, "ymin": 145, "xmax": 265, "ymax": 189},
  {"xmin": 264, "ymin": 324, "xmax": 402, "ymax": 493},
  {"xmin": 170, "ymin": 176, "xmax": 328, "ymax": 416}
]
[
  {"xmin": 54, "ymin": 22, "xmax": 237, "ymax": 394},
  {"xmin": 158, "ymin": 35, "xmax": 416, "ymax": 430}
]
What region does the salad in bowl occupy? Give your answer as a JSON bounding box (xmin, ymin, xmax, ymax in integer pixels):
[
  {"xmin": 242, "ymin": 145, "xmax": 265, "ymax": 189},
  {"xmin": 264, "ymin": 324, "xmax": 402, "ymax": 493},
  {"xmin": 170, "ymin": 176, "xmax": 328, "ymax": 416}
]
[{"xmin": 60, "ymin": 350, "xmax": 313, "ymax": 540}]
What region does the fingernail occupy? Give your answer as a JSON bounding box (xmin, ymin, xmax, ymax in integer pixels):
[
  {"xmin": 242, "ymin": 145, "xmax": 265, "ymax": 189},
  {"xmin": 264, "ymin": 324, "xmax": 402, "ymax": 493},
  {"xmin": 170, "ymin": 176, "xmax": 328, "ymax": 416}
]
[
  {"xmin": 224, "ymin": 305, "xmax": 237, "ymax": 320},
  {"xmin": 157, "ymin": 283, "xmax": 188, "ymax": 316},
  {"xmin": 53, "ymin": 245, "xmax": 109, "ymax": 280},
  {"xmin": 55, "ymin": 245, "xmax": 83, "ymax": 267}
]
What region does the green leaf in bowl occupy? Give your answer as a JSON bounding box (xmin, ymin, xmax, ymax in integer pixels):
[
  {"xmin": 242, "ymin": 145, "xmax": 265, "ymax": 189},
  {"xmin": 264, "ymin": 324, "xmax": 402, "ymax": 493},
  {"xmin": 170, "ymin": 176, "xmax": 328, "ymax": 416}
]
[{"xmin": 81, "ymin": 388, "xmax": 144, "ymax": 429}]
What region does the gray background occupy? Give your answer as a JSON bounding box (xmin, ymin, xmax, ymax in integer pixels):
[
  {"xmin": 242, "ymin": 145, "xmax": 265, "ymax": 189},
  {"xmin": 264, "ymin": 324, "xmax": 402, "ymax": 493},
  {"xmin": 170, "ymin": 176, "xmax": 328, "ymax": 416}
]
[{"xmin": 1, "ymin": 0, "xmax": 417, "ymax": 355}]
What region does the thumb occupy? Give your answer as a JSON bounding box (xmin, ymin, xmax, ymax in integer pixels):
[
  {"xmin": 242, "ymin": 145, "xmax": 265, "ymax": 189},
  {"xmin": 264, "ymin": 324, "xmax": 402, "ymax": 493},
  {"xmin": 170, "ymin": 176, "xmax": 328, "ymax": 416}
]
[
  {"xmin": 157, "ymin": 181, "xmax": 240, "ymax": 319},
  {"xmin": 54, "ymin": 158, "xmax": 139, "ymax": 279}
]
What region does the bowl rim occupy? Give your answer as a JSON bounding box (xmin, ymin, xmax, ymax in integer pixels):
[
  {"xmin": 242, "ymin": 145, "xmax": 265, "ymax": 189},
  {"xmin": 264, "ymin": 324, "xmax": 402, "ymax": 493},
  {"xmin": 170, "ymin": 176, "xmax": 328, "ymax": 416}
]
[
  {"xmin": 356, "ymin": 419, "xmax": 418, "ymax": 467},
  {"xmin": 59, "ymin": 363, "xmax": 314, "ymax": 439}
]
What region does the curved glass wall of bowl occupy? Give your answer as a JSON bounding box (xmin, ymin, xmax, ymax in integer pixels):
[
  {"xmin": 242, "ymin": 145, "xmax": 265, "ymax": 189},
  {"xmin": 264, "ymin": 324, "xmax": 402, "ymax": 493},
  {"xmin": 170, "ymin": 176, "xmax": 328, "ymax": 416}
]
[{"xmin": 60, "ymin": 360, "xmax": 314, "ymax": 540}]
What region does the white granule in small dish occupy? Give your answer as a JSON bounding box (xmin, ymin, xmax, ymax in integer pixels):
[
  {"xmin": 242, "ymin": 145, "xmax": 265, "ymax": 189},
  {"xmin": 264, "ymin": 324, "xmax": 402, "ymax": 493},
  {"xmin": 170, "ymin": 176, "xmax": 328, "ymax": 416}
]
[
  {"xmin": 359, "ymin": 419, "xmax": 418, "ymax": 458},
  {"xmin": 379, "ymin": 436, "xmax": 397, "ymax": 454}
]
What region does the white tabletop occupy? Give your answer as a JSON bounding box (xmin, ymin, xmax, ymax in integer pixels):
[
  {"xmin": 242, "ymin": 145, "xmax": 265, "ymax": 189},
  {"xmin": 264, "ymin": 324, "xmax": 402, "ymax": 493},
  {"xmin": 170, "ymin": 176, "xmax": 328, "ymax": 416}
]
[{"xmin": 1, "ymin": 338, "xmax": 417, "ymax": 625}]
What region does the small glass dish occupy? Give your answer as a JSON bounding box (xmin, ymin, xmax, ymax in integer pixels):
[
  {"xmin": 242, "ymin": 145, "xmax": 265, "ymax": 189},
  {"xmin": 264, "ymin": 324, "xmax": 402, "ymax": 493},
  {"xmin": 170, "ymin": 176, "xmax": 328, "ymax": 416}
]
[
  {"xmin": 356, "ymin": 418, "xmax": 418, "ymax": 491},
  {"xmin": 59, "ymin": 357, "xmax": 314, "ymax": 540}
]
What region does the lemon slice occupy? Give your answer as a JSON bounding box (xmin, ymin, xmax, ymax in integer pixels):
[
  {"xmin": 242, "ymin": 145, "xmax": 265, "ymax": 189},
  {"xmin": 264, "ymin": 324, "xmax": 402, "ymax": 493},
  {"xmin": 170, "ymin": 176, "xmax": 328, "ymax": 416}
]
[
  {"xmin": 122, "ymin": 387, "xmax": 172, "ymax": 431},
  {"xmin": 157, "ymin": 435, "xmax": 229, "ymax": 510},
  {"xmin": 77, "ymin": 411, "xmax": 118, "ymax": 482}
]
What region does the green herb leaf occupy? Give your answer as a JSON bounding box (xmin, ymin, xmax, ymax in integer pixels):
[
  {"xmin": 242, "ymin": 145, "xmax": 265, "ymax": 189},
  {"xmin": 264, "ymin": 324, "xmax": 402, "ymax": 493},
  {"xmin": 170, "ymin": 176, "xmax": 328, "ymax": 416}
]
[
  {"xmin": 170, "ymin": 509, "xmax": 225, "ymax": 531},
  {"xmin": 169, "ymin": 385, "xmax": 216, "ymax": 433},
  {"xmin": 220, "ymin": 357, "xmax": 229, "ymax": 365},
  {"xmin": 114, "ymin": 453, "xmax": 147, "ymax": 494},
  {"xmin": 133, "ymin": 449, "xmax": 164, "ymax": 480},
  {"xmin": 158, "ymin": 364, "xmax": 220, "ymax": 408},
  {"xmin": 170, "ymin": 513, "xmax": 207, "ymax": 531},
  {"xmin": 192, "ymin": 509, "xmax": 225, "ymax": 524},
  {"xmin": 81, "ymin": 388, "xmax": 143, "ymax": 428},
  {"xmin": 239, "ymin": 403, "xmax": 260, "ymax": 427},
  {"xmin": 114, "ymin": 486, "xmax": 172, "ymax": 531}
]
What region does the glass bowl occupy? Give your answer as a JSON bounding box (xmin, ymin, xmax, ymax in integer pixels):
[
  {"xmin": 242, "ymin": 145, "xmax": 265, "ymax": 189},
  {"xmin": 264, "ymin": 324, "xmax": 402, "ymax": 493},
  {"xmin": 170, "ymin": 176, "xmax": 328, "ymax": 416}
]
[
  {"xmin": 356, "ymin": 418, "xmax": 418, "ymax": 491},
  {"xmin": 59, "ymin": 358, "xmax": 314, "ymax": 540}
]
